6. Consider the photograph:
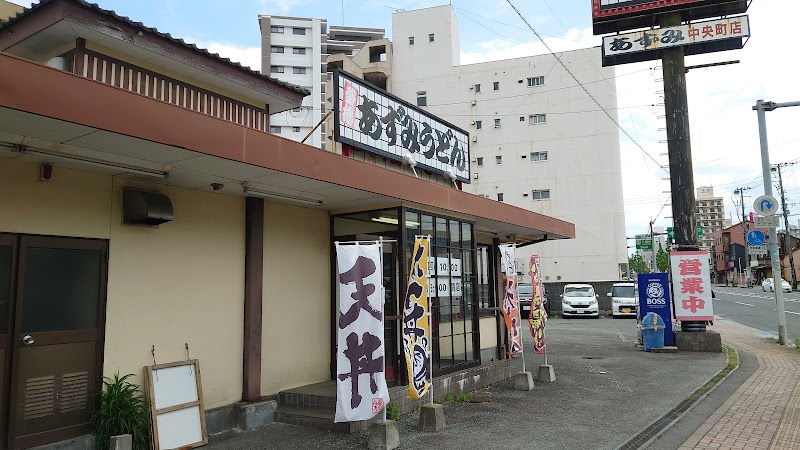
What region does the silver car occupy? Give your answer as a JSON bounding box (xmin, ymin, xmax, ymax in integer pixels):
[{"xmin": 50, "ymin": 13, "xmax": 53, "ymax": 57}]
[
  {"xmin": 762, "ymin": 277, "xmax": 791, "ymax": 293},
  {"xmin": 608, "ymin": 282, "xmax": 637, "ymax": 318},
  {"xmin": 561, "ymin": 284, "xmax": 599, "ymax": 318}
]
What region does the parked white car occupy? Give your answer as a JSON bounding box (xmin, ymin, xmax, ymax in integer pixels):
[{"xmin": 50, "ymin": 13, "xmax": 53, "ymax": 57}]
[
  {"xmin": 762, "ymin": 277, "xmax": 791, "ymax": 293},
  {"xmin": 561, "ymin": 284, "xmax": 599, "ymax": 318},
  {"xmin": 608, "ymin": 282, "xmax": 637, "ymax": 318}
]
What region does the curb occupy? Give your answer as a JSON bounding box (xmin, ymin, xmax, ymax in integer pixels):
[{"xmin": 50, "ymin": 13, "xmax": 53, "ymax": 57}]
[{"xmin": 613, "ymin": 346, "xmax": 740, "ymax": 450}]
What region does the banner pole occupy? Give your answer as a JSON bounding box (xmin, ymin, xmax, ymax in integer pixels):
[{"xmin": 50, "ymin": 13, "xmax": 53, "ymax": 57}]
[
  {"xmin": 427, "ymin": 236, "xmax": 434, "ymax": 406},
  {"xmin": 513, "ymin": 244, "xmax": 526, "ymax": 373},
  {"xmin": 378, "ymin": 236, "xmax": 387, "ymax": 424}
]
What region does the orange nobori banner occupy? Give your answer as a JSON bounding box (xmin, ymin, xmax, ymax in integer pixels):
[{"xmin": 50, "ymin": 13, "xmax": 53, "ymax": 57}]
[
  {"xmin": 403, "ymin": 237, "xmax": 431, "ymax": 399},
  {"xmin": 499, "ymin": 244, "xmax": 522, "ymax": 355}
]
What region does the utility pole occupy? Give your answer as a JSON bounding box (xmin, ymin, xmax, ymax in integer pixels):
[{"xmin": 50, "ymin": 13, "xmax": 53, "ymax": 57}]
[
  {"xmin": 734, "ymin": 187, "xmax": 752, "ymax": 286},
  {"xmin": 774, "ymin": 162, "xmax": 798, "ymax": 289},
  {"xmin": 753, "ymin": 99, "xmax": 800, "ymax": 346},
  {"xmin": 662, "ymin": 11, "xmax": 703, "ymax": 332}
]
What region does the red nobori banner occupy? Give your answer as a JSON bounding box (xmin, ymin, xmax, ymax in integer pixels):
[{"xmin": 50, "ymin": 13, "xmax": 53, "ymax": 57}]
[
  {"xmin": 670, "ymin": 250, "xmax": 714, "ymax": 321},
  {"xmin": 603, "ymin": 15, "xmax": 750, "ymax": 57}
]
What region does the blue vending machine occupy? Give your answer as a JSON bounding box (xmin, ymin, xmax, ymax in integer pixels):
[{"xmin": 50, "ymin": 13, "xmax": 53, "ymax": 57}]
[{"xmin": 637, "ymin": 273, "xmax": 674, "ymax": 346}]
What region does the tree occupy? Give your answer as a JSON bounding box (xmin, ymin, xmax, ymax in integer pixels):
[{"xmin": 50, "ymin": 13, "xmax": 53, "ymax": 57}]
[
  {"xmin": 656, "ymin": 242, "xmax": 670, "ymax": 273},
  {"xmin": 629, "ymin": 253, "xmax": 650, "ymax": 275}
]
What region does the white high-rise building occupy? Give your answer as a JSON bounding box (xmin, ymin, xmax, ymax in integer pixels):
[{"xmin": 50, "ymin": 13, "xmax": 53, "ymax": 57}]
[
  {"xmin": 258, "ymin": 15, "xmax": 384, "ymax": 149},
  {"xmin": 390, "ymin": 5, "xmax": 627, "ymax": 283}
]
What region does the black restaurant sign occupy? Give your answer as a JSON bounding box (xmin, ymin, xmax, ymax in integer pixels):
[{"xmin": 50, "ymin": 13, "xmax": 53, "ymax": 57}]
[{"xmin": 333, "ymin": 69, "xmax": 471, "ymax": 183}]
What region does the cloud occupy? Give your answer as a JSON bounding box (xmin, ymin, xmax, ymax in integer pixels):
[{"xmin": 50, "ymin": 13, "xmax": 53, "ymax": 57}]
[
  {"xmin": 460, "ymin": 0, "xmax": 800, "ymax": 243},
  {"xmin": 189, "ymin": 39, "xmax": 262, "ymax": 72}
]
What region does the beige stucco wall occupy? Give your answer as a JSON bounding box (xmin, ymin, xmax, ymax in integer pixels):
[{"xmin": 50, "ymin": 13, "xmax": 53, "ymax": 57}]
[
  {"xmin": 261, "ymin": 202, "xmax": 331, "ymax": 395},
  {"xmin": 104, "ymin": 178, "xmax": 245, "ymax": 410},
  {"xmin": 479, "ymin": 316, "xmax": 498, "ymax": 350},
  {"xmin": 0, "ymin": 157, "xmax": 112, "ymax": 237},
  {"xmin": 0, "ymin": 158, "xmax": 246, "ymax": 409},
  {"xmin": 0, "ymin": 1, "xmax": 22, "ymax": 22}
]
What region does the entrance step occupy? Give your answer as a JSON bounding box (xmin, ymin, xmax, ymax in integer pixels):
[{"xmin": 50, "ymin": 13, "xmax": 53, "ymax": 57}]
[
  {"xmin": 275, "ymin": 381, "xmax": 369, "ymax": 434},
  {"xmin": 274, "ymin": 406, "xmax": 365, "ymax": 434}
]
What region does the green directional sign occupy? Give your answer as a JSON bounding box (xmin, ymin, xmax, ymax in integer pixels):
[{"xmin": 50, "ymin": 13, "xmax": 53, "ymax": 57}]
[
  {"xmin": 697, "ymin": 225, "xmax": 704, "ymax": 238},
  {"xmin": 635, "ymin": 234, "xmax": 652, "ymax": 250},
  {"xmin": 667, "ymin": 227, "xmax": 674, "ymax": 240}
]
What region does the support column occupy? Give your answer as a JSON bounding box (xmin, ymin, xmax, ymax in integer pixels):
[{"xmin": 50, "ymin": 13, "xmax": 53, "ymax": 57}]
[
  {"xmin": 243, "ymin": 197, "xmax": 264, "ymax": 402},
  {"xmin": 662, "ymin": 12, "xmax": 696, "ymax": 250},
  {"xmin": 661, "ymin": 12, "xmax": 704, "ymax": 332},
  {"xmin": 492, "ymin": 237, "xmax": 506, "ymax": 358},
  {"xmin": 73, "ymin": 38, "xmax": 86, "ymax": 76}
]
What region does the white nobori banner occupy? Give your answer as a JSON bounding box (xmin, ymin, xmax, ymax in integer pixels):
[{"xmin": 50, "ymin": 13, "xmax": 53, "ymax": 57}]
[{"xmin": 334, "ymin": 243, "xmax": 390, "ymax": 422}]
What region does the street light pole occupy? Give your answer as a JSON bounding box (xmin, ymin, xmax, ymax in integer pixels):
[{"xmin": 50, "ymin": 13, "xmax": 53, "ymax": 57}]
[
  {"xmin": 774, "ymin": 162, "xmax": 798, "ymax": 289},
  {"xmin": 753, "ymin": 99, "xmax": 800, "ymax": 345}
]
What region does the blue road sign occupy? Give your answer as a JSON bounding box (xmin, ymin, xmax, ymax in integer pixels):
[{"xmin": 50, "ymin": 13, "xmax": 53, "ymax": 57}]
[
  {"xmin": 754, "ymin": 195, "xmax": 779, "ymax": 216},
  {"xmin": 637, "ymin": 273, "xmax": 674, "ymax": 346},
  {"xmin": 747, "ymin": 230, "xmax": 766, "ymax": 246}
]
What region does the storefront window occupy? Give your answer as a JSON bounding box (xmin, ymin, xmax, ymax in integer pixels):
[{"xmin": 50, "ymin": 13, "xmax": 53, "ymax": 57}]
[{"xmin": 403, "ymin": 210, "xmax": 478, "ymax": 374}]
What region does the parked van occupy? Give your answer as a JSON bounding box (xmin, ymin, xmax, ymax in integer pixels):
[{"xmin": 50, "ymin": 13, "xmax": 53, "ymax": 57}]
[{"xmin": 608, "ymin": 282, "xmax": 637, "ymax": 318}]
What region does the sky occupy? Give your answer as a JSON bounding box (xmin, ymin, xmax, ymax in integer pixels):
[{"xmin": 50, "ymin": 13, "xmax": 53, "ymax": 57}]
[{"xmin": 9, "ymin": 0, "xmax": 800, "ymax": 250}]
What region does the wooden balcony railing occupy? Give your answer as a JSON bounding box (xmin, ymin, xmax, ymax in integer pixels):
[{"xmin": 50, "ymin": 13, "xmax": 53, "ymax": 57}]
[{"xmin": 62, "ymin": 48, "xmax": 269, "ymax": 132}]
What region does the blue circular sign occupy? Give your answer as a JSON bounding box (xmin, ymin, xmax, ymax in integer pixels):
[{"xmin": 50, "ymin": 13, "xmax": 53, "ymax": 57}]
[{"xmin": 747, "ymin": 230, "xmax": 766, "ymax": 246}]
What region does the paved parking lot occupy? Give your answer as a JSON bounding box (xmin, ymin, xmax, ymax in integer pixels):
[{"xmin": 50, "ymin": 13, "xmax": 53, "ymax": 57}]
[{"xmin": 208, "ymin": 316, "xmax": 727, "ymax": 450}]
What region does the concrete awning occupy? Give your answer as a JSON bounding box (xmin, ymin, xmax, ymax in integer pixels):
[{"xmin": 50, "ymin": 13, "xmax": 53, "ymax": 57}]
[{"xmin": 0, "ymin": 52, "xmax": 575, "ymax": 243}]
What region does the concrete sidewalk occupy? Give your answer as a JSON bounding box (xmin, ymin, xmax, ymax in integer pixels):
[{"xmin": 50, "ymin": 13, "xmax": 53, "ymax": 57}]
[{"xmin": 679, "ymin": 319, "xmax": 800, "ymax": 450}]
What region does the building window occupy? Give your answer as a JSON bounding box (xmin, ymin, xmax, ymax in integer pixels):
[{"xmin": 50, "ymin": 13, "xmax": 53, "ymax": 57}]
[
  {"xmin": 476, "ymin": 157, "xmax": 484, "ymax": 167},
  {"xmin": 417, "ymin": 91, "xmax": 427, "ymax": 107},
  {"xmin": 532, "ymin": 189, "xmax": 551, "ymax": 200},
  {"xmin": 293, "ymin": 67, "xmax": 307, "ymax": 74},
  {"xmin": 293, "ymin": 27, "xmax": 306, "ymax": 35},
  {"xmin": 493, "ymin": 81, "xmax": 499, "ymax": 91},
  {"xmin": 271, "ymin": 26, "xmax": 284, "ymax": 34},
  {"xmin": 409, "ymin": 36, "xmax": 415, "ymax": 45},
  {"xmin": 474, "ymin": 84, "xmax": 481, "ymax": 93},
  {"xmin": 429, "ymin": 33, "xmax": 435, "ymax": 42},
  {"xmin": 475, "ymin": 120, "xmax": 482, "ymax": 129},
  {"xmin": 293, "ymin": 47, "xmax": 306, "ymax": 55},
  {"xmin": 292, "ymin": 126, "xmax": 301, "ymax": 132},
  {"xmin": 527, "ymin": 76, "xmax": 545, "ymax": 87},
  {"xmin": 496, "ymin": 155, "xmax": 502, "ymax": 165},
  {"xmin": 497, "ymin": 193, "xmax": 504, "ymax": 202},
  {"xmin": 270, "ymin": 126, "xmax": 281, "ymax": 134},
  {"xmin": 494, "ymin": 118, "xmax": 501, "ymax": 128},
  {"xmin": 531, "ymin": 151, "xmax": 548, "ymax": 162},
  {"xmin": 529, "ymin": 114, "xmax": 547, "ymax": 125},
  {"xmin": 270, "ymin": 46, "xmax": 284, "ymax": 54},
  {"xmin": 270, "ymin": 66, "xmax": 284, "ymax": 73},
  {"xmin": 520, "ymin": 116, "xmax": 525, "ymax": 122}
]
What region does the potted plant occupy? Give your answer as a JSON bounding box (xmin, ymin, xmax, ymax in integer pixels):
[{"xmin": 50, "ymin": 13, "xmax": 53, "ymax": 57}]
[{"xmin": 93, "ymin": 373, "xmax": 150, "ymax": 450}]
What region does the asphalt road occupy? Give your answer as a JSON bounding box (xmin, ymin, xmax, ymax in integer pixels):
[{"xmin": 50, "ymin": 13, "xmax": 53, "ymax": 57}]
[
  {"xmin": 712, "ymin": 286, "xmax": 800, "ymax": 341},
  {"xmin": 209, "ymin": 316, "xmax": 725, "ymax": 450}
]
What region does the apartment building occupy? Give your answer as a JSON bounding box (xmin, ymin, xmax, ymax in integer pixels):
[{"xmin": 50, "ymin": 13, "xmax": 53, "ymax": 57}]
[
  {"xmin": 258, "ymin": 15, "xmax": 383, "ymax": 149},
  {"xmin": 389, "ymin": 6, "xmax": 627, "ymax": 284},
  {"xmin": 695, "ymin": 186, "xmax": 729, "ymax": 251}
]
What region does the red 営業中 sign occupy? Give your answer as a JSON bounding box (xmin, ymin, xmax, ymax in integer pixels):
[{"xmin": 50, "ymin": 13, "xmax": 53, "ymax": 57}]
[{"xmin": 670, "ymin": 251, "xmax": 714, "ymax": 321}]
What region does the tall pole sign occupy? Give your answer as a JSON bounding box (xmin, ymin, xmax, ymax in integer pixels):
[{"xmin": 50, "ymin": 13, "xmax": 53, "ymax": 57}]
[{"xmin": 592, "ymin": 0, "xmax": 750, "ymax": 333}]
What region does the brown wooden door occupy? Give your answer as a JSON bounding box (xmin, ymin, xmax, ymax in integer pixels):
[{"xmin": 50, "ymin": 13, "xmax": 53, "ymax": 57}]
[
  {"xmin": 8, "ymin": 236, "xmax": 107, "ymax": 449},
  {"xmin": 0, "ymin": 234, "xmax": 17, "ymax": 450}
]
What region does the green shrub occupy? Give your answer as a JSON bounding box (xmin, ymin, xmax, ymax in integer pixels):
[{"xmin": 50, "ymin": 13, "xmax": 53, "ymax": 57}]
[
  {"xmin": 93, "ymin": 373, "xmax": 150, "ymax": 450},
  {"xmin": 454, "ymin": 392, "xmax": 470, "ymax": 402},
  {"xmin": 387, "ymin": 403, "xmax": 400, "ymax": 421}
]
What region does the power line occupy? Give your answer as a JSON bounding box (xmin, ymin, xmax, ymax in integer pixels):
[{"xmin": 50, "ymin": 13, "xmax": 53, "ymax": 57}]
[{"xmin": 504, "ymin": 0, "xmax": 668, "ymax": 176}]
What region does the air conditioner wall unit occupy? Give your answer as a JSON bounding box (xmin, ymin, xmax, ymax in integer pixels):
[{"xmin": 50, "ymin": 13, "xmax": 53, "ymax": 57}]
[{"xmin": 471, "ymin": 100, "xmax": 477, "ymax": 106}]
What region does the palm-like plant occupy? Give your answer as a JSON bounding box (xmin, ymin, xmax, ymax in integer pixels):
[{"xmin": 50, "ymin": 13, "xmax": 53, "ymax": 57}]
[{"xmin": 93, "ymin": 373, "xmax": 150, "ymax": 450}]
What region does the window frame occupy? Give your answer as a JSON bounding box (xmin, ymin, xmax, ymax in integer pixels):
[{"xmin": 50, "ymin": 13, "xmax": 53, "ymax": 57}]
[
  {"xmin": 529, "ymin": 114, "xmax": 547, "ymax": 125},
  {"xmin": 531, "ymin": 151, "xmax": 548, "ymax": 162},
  {"xmin": 270, "ymin": 46, "xmax": 284, "ymax": 54},
  {"xmin": 409, "ymin": 36, "xmax": 415, "ymax": 45},
  {"xmin": 270, "ymin": 25, "xmax": 285, "ymax": 34},
  {"xmin": 428, "ymin": 33, "xmax": 435, "ymax": 42},
  {"xmin": 292, "ymin": 47, "xmax": 306, "ymax": 55},
  {"xmin": 269, "ymin": 125, "xmax": 281, "ymax": 134},
  {"xmin": 476, "ymin": 157, "xmax": 484, "ymax": 167},
  {"xmin": 475, "ymin": 120, "xmax": 482, "ymax": 129},
  {"xmin": 270, "ymin": 66, "xmax": 284, "ymax": 73},
  {"xmin": 493, "ymin": 81, "xmax": 499, "ymax": 91},
  {"xmin": 532, "ymin": 189, "xmax": 551, "ymax": 200},
  {"xmin": 292, "ymin": 126, "xmax": 301, "ymax": 132},
  {"xmin": 293, "ymin": 27, "xmax": 306, "ymax": 35},
  {"xmin": 494, "ymin": 118, "xmax": 501, "ymax": 128},
  {"xmin": 495, "ymin": 155, "xmax": 502, "ymax": 165},
  {"xmin": 292, "ymin": 67, "xmax": 307, "ymax": 75},
  {"xmin": 474, "ymin": 84, "xmax": 481, "ymax": 93},
  {"xmin": 527, "ymin": 76, "xmax": 545, "ymax": 87},
  {"xmin": 416, "ymin": 91, "xmax": 427, "ymax": 107}
]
